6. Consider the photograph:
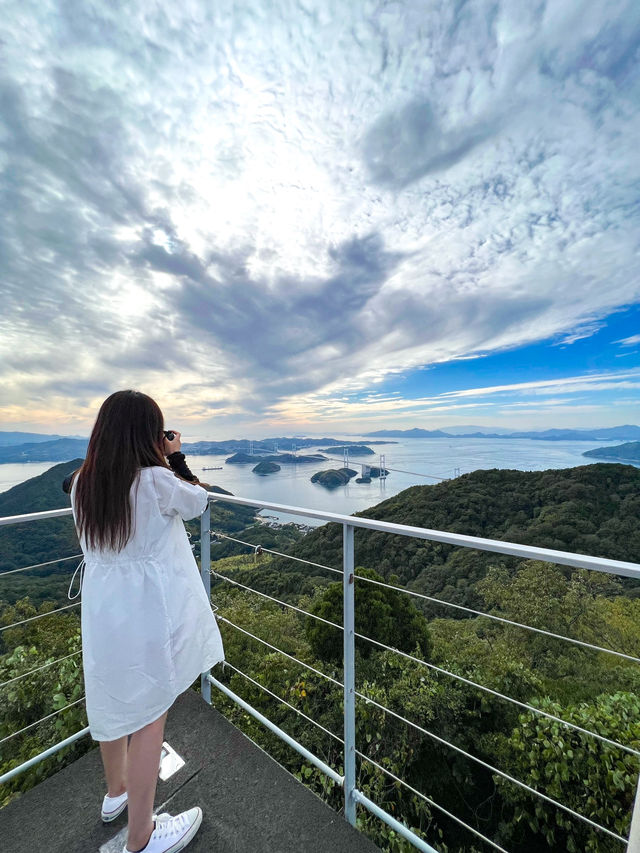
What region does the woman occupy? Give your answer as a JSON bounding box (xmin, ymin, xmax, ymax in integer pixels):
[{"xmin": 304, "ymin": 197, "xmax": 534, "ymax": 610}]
[{"xmin": 68, "ymin": 390, "xmax": 224, "ymax": 853}]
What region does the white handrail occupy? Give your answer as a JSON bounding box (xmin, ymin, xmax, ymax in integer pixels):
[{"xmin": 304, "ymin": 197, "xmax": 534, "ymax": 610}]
[
  {"xmin": 204, "ymin": 492, "xmax": 640, "ymax": 579},
  {"xmin": 0, "ymin": 507, "xmax": 73, "ymax": 525},
  {"xmin": 209, "ymin": 527, "xmax": 640, "ymax": 663}
]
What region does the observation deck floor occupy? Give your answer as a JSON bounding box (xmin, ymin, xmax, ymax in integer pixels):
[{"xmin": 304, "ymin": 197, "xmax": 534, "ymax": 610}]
[{"xmin": 0, "ymin": 689, "xmax": 380, "ymax": 853}]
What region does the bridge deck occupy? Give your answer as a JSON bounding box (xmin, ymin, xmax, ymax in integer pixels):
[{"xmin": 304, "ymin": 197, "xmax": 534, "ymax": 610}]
[{"xmin": 0, "ymin": 689, "xmax": 380, "ymax": 853}]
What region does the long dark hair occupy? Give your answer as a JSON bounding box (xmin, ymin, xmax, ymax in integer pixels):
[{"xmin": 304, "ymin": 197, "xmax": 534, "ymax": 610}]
[{"xmin": 75, "ymin": 390, "xmax": 169, "ymax": 551}]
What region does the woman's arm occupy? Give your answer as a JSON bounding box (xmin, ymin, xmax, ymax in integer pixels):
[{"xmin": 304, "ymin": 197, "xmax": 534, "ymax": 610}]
[
  {"xmin": 166, "ymin": 451, "xmax": 199, "ymax": 483},
  {"xmin": 163, "ymin": 429, "xmax": 203, "ymax": 484},
  {"xmin": 151, "ymin": 466, "xmax": 209, "ymax": 520}
]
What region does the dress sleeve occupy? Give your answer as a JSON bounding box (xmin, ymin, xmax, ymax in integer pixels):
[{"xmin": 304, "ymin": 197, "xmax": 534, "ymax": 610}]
[{"xmin": 150, "ymin": 467, "xmax": 209, "ymax": 520}]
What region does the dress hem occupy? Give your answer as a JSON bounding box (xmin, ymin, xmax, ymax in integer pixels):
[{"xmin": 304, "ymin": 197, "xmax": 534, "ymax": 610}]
[{"xmin": 89, "ymin": 654, "xmax": 226, "ymax": 742}]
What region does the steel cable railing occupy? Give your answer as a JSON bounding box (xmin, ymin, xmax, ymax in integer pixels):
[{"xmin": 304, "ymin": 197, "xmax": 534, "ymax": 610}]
[
  {"xmin": 352, "ymin": 630, "xmax": 640, "ymax": 757},
  {"xmin": 211, "ymin": 568, "xmax": 343, "ymax": 629},
  {"xmin": 0, "ymin": 507, "xmax": 88, "ymax": 787},
  {"xmin": 356, "ymin": 750, "xmax": 511, "ymax": 853},
  {"xmin": 210, "ymin": 529, "xmax": 343, "ymax": 575},
  {"xmin": 0, "ymin": 726, "xmax": 91, "ymax": 787},
  {"xmin": 211, "ymin": 557, "xmax": 640, "ymax": 758},
  {"xmin": 0, "ymin": 507, "xmax": 73, "ymax": 527},
  {"xmin": 222, "ymin": 659, "xmax": 344, "ymax": 744},
  {"xmin": 0, "ymin": 696, "xmax": 86, "ymax": 745},
  {"xmin": 353, "ymin": 689, "xmax": 628, "ymax": 842},
  {"xmin": 217, "ymin": 615, "xmax": 344, "ymax": 689},
  {"xmin": 353, "ymin": 573, "xmax": 640, "ymax": 665},
  {"xmin": 218, "ymin": 625, "xmax": 624, "ymax": 848},
  {"xmin": 0, "ymin": 650, "xmax": 82, "ymax": 689},
  {"xmin": 0, "ymin": 553, "xmax": 82, "ymax": 577},
  {"xmin": 219, "ymin": 615, "xmax": 522, "ymax": 852},
  {"xmin": 211, "ymin": 527, "xmax": 640, "ymax": 664},
  {"xmin": 221, "ymin": 654, "xmax": 509, "ymax": 853},
  {"xmin": 202, "ymin": 502, "xmax": 640, "ymax": 849},
  {"xmin": 206, "ymin": 493, "xmax": 640, "ymax": 578},
  {"xmin": 0, "ymin": 602, "xmax": 80, "ymax": 632},
  {"xmin": 214, "ymin": 583, "xmax": 634, "ymax": 844}
]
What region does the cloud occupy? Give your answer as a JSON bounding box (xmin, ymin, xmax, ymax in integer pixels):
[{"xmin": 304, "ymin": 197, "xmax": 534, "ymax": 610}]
[
  {"xmin": 616, "ymin": 334, "xmax": 640, "ymax": 347},
  {"xmin": 362, "ymin": 99, "xmax": 497, "ymax": 188},
  {"xmin": 434, "ymin": 370, "xmax": 640, "ymax": 400},
  {"xmin": 268, "ymin": 368, "xmax": 640, "ymax": 423},
  {"xmin": 1, "ymin": 0, "xmax": 639, "ymax": 432}
]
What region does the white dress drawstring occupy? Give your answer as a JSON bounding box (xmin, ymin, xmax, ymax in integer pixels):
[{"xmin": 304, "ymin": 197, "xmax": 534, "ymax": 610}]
[{"xmin": 67, "ymin": 558, "xmax": 85, "ymax": 600}]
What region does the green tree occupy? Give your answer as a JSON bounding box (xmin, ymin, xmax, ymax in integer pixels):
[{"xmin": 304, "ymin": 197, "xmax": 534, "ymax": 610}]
[
  {"xmin": 496, "ymin": 692, "xmax": 640, "ymax": 852},
  {"xmin": 305, "ymin": 567, "xmax": 432, "ymax": 664},
  {"xmin": 0, "ymin": 598, "xmax": 88, "ymax": 806}
]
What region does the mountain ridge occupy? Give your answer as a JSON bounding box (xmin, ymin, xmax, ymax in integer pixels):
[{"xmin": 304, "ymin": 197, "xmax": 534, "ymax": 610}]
[
  {"xmin": 261, "ymin": 462, "xmax": 640, "ymax": 610},
  {"xmin": 2, "ymin": 425, "xmax": 640, "ymax": 464},
  {"xmin": 366, "ymin": 425, "xmax": 640, "ymax": 440},
  {"xmin": 0, "ymin": 434, "xmax": 396, "ymax": 463}
]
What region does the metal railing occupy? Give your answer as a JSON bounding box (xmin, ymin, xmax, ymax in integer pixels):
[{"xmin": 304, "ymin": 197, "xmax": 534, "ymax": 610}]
[
  {"xmin": 0, "ymin": 506, "xmax": 89, "ymax": 785},
  {"xmin": 1, "ymin": 495, "xmax": 640, "ymax": 852}
]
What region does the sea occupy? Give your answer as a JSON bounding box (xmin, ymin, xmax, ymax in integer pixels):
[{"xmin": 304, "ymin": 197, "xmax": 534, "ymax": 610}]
[{"xmin": 1, "ymin": 437, "xmax": 635, "ymax": 527}]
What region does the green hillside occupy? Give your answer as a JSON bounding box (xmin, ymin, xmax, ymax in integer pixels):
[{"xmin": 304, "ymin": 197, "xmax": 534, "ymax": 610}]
[
  {"xmin": 0, "ymin": 461, "xmax": 257, "ymax": 607},
  {"xmin": 0, "ymin": 439, "xmax": 89, "ymax": 463},
  {"xmin": 262, "ymin": 464, "xmax": 640, "ymax": 608},
  {"xmin": 584, "ymin": 441, "xmax": 640, "ymax": 463},
  {"xmin": 0, "ymin": 461, "xmax": 80, "ymax": 609}
]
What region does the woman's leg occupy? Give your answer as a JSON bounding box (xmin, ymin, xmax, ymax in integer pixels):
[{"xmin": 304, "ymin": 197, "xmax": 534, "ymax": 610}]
[
  {"xmin": 100, "ymin": 736, "xmax": 128, "ymax": 797},
  {"xmin": 125, "ymin": 710, "xmax": 169, "ymax": 852}
]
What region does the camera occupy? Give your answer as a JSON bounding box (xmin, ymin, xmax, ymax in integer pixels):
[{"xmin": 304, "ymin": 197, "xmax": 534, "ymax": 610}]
[{"xmin": 164, "ymin": 430, "xmax": 175, "ymax": 441}]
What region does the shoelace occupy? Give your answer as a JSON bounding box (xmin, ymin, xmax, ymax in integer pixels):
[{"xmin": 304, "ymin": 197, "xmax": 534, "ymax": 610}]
[{"xmin": 153, "ymin": 813, "xmax": 187, "ymax": 838}]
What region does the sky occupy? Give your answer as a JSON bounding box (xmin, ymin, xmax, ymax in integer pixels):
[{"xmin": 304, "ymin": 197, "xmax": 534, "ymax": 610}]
[{"xmin": 1, "ymin": 0, "xmax": 639, "ymax": 439}]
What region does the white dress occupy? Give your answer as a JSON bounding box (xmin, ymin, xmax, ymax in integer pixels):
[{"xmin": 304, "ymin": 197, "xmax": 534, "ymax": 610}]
[{"xmin": 70, "ymin": 466, "xmax": 225, "ymax": 741}]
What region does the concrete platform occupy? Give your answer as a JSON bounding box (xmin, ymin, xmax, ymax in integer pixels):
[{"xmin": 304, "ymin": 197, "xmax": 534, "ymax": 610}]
[{"xmin": 0, "ymin": 689, "xmax": 380, "ymax": 853}]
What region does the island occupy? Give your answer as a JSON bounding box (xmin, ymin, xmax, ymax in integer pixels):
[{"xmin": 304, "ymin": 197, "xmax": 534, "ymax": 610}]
[
  {"xmin": 311, "ymin": 468, "xmax": 357, "ymax": 489},
  {"xmin": 583, "ymin": 441, "xmax": 640, "ymax": 463},
  {"xmin": 252, "ymin": 460, "xmax": 281, "ymax": 475},
  {"xmin": 366, "ymin": 466, "xmax": 389, "ymax": 478},
  {"xmin": 319, "ymin": 444, "xmax": 375, "ymax": 455},
  {"xmin": 226, "ymin": 452, "xmax": 325, "ymax": 465},
  {"xmin": 0, "ymin": 437, "xmax": 89, "ymax": 463}
]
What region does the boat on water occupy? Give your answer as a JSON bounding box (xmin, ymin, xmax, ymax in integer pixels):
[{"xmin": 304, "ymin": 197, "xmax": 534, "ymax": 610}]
[{"xmin": 202, "ymin": 466, "xmax": 223, "ymax": 470}]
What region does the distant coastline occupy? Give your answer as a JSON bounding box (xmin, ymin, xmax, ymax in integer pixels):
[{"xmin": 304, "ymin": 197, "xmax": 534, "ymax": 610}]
[
  {"xmin": 366, "ymin": 425, "xmax": 640, "ymax": 441},
  {"xmin": 0, "ymin": 433, "xmax": 396, "ymax": 464},
  {"xmin": 1, "ymin": 425, "xmax": 639, "ymax": 464}
]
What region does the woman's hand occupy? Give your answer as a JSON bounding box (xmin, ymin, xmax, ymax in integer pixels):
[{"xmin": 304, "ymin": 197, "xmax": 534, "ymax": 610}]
[{"xmin": 163, "ymin": 430, "xmax": 182, "ymax": 455}]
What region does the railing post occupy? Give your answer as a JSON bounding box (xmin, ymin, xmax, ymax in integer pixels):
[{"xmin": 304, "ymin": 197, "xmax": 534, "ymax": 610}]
[
  {"xmin": 629, "ymin": 776, "xmax": 640, "ymax": 852},
  {"xmin": 343, "ymin": 522, "xmax": 356, "ymax": 826},
  {"xmin": 200, "ymin": 501, "xmax": 212, "ymax": 704}
]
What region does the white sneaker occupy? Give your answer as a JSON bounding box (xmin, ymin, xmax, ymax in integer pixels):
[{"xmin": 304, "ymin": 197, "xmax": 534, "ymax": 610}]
[
  {"xmin": 102, "ymin": 790, "xmax": 128, "ymax": 822},
  {"xmin": 122, "ymin": 808, "xmax": 203, "ymax": 853}
]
